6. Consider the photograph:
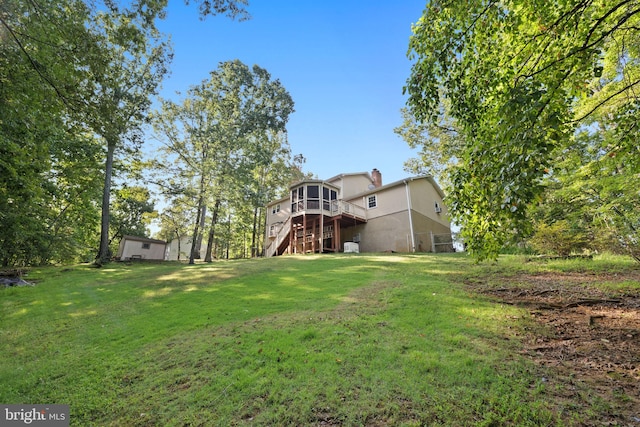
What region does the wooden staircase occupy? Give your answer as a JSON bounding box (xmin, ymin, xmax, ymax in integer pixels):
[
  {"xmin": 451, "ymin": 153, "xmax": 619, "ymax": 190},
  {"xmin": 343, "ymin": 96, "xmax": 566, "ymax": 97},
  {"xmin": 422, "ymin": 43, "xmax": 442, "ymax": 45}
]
[{"xmin": 265, "ymin": 216, "xmax": 291, "ymax": 257}]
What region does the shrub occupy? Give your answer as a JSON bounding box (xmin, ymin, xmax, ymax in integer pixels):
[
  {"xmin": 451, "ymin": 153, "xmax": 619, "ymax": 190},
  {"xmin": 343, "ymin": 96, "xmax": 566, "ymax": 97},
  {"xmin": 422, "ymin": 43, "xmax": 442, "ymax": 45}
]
[{"xmin": 528, "ymin": 220, "xmax": 589, "ymax": 256}]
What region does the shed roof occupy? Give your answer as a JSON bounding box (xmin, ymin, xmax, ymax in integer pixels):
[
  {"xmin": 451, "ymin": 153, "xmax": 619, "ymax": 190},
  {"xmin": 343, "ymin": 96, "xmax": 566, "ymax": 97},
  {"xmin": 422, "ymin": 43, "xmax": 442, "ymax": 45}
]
[{"xmin": 121, "ymin": 235, "xmax": 167, "ymax": 245}]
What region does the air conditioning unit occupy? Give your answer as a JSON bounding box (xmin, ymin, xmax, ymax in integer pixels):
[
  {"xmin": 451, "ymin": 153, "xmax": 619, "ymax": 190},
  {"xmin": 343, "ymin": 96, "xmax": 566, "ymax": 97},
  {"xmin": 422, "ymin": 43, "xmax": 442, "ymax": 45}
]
[{"xmin": 344, "ymin": 242, "xmax": 360, "ymax": 253}]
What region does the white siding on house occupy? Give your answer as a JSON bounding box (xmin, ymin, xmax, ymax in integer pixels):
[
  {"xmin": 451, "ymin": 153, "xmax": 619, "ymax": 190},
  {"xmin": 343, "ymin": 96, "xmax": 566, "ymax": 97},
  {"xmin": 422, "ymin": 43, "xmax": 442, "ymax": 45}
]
[
  {"xmin": 350, "ymin": 186, "xmax": 408, "ymax": 220},
  {"xmin": 341, "ymin": 176, "xmax": 450, "ymax": 253},
  {"xmin": 349, "ymin": 212, "xmax": 412, "ymax": 253},
  {"xmin": 265, "ymin": 199, "xmax": 291, "ymax": 238},
  {"xmin": 408, "ymin": 178, "xmax": 448, "ymax": 226},
  {"xmin": 326, "ymin": 173, "xmax": 374, "ymax": 199}
]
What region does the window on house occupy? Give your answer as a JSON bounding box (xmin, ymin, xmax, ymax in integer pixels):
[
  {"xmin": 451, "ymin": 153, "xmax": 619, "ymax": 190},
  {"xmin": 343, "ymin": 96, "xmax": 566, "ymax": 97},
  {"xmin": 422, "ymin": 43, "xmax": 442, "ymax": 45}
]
[
  {"xmin": 307, "ymin": 185, "xmax": 319, "ymax": 209},
  {"xmin": 271, "ymin": 204, "xmax": 280, "ymax": 215},
  {"xmin": 291, "ymin": 189, "xmax": 296, "ymax": 213},
  {"xmin": 291, "ymin": 187, "xmax": 302, "ymax": 213},
  {"xmin": 323, "ymin": 187, "xmax": 330, "ymax": 210},
  {"xmin": 322, "ymin": 187, "xmax": 338, "ymax": 211},
  {"xmin": 331, "ymin": 190, "xmax": 338, "ymax": 213},
  {"xmin": 367, "ymin": 195, "xmax": 377, "ymax": 209},
  {"xmin": 297, "ymin": 187, "xmax": 304, "ymax": 211},
  {"xmin": 142, "ymin": 243, "xmax": 151, "ymax": 249}
]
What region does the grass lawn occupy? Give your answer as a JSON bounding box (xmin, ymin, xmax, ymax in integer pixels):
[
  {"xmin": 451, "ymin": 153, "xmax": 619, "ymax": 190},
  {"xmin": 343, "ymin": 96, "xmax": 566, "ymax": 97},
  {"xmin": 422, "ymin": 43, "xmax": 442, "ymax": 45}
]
[{"xmin": 1, "ymin": 253, "xmax": 638, "ymax": 426}]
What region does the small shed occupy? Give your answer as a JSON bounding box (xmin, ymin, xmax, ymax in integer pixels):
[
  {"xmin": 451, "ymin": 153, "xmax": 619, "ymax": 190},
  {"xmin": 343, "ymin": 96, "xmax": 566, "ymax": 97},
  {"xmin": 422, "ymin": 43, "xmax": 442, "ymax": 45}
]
[{"xmin": 116, "ymin": 235, "xmax": 167, "ymax": 261}]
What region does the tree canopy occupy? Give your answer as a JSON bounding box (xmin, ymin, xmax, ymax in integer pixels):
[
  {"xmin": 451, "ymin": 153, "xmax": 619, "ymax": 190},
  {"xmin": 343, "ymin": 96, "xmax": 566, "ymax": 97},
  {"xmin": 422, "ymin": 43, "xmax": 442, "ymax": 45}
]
[
  {"xmin": 405, "ymin": 0, "xmax": 640, "ymax": 261},
  {"xmin": 0, "ymin": 0, "xmax": 252, "ymax": 267},
  {"xmin": 152, "ymin": 60, "xmax": 296, "ymax": 263}
]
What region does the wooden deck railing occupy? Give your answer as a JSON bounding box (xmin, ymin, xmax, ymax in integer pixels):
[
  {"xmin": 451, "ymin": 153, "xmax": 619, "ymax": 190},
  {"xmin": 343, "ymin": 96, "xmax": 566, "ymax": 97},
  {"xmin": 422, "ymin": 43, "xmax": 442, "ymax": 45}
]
[{"xmin": 330, "ymin": 200, "xmax": 366, "ymax": 221}]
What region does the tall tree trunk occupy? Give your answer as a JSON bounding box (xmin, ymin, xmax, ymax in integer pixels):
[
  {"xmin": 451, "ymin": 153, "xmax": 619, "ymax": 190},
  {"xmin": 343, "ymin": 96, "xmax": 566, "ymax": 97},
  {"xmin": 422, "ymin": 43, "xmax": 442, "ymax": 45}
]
[
  {"xmin": 175, "ymin": 230, "xmax": 181, "ymax": 261},
  {"xmin": 226, "ymin": 212, "xmax": 231, "ymax": 259},
  {"xmin": 251, "ymin": 206, "xmax": 259, "ymax": 257},
  {"xmin": 257, "ymin": 206, "xmax": 264, "ymax": 256},
  {"xmin": 204, "ymin": 198, "xmax": 221, "ymax": 262},
  {"xmin": 189, "ymin": 173, "xmax": 207, "ymax": 265},
  {"xmin": 96, "ymin": 141, "xmax": 116, "ymax": 264},
  {"xmin": 194, "ymin": 205, "xmax": 206, "ymax": 258},
  {"xmin": 189, "ymin": 197, "xmax": 204, "ymax": 265}
]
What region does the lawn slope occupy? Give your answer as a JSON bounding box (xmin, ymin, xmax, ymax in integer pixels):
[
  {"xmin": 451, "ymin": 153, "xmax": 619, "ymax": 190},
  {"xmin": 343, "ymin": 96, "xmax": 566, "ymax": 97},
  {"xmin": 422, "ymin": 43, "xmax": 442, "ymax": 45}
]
[{"xmin": 2, "ymin": 254, "xmax": 635, "ymax": 425}]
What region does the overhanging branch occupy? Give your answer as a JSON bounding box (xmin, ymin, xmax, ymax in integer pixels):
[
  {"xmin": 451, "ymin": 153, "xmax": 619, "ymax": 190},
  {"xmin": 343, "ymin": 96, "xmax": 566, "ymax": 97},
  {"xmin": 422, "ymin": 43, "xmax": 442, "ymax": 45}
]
[
  {"xmin": 0, "ymin": 14, "xmax": 72, "ymax": 107},
  {"xmin": 569, "ymin": 79, "xmax": 640, "ymax": 124}
]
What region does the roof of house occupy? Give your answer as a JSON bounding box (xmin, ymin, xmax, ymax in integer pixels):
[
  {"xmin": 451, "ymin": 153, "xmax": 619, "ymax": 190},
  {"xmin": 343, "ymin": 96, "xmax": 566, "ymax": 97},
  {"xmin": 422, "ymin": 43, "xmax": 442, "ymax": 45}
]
[
  {"xmin": 325, "ymin": 171, "xmax": 372, "ymax": 182},
  {"xmin": 266, "ymin": 195, "xmax": 289, "ymax": 207},
  {"xmin": 345, "ymin": 175, "xmax": 446, "ymax": 200},
  {"xmin": 288, "ymin": 177, "xmax": 342, "ymax": 190}
]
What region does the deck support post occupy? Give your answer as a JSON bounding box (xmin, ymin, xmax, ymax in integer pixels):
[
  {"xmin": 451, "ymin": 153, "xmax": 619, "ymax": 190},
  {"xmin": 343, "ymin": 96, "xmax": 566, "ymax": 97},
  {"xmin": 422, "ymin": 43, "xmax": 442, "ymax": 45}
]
[{"xmin": 302, "ymin": 214, "xmax": 307, "ymax": 253}]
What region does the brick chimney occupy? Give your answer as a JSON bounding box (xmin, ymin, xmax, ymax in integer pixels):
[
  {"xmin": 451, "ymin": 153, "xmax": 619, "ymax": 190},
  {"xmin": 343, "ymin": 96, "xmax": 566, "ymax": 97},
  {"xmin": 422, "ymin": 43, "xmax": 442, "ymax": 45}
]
[{"xmin": 371, "ymin": 168, "xmax": 382, "ymax": 188}]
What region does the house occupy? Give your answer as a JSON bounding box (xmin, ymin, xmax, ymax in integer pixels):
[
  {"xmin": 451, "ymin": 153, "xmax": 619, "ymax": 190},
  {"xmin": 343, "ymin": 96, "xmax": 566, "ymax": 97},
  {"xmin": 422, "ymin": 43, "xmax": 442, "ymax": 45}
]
[
  {"xmin": 116, "ymin": 235, "xmax": 168, "ymax": 261},
  {"xmin": 264, "ymin": 169, "xmax": 453, "ymax": 256}
]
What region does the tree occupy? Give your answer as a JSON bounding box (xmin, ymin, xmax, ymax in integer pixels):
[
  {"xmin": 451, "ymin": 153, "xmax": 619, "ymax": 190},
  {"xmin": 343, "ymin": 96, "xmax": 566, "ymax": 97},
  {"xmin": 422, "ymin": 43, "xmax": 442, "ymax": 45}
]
[
  {"xmin": 405, "ymin": 0, "xmax": 640, "ymax": 261},
  {"xmin": 89, "ymin": 1, "xmax": 252, "ymax": 264},
  {"xmin": 529, "ymin": 118, "xmax": 640, "ymax": 260},
  {"xmin": 185, "ymin": 0, "xmax": 250, "ymax": 20},
  {"xmin": 84, "ymin": 3, "xmax": 171, "ymax": 264},
  {"xmin": 43, "ymin": 133, "xmax": 104, "ymax": 264},
  {"xmin": 394, "ymin": 104, "xmax": 462, "ymax": 187},
  {"xmin": 153, "ymin": 60, "xmax": 295, "ymax": 263},
  {"xmin": 0, "ymin": 1, "xmax": 106, "ymax": 266},
  {"xmin": 153, "ymin": 83, "xmax": 222, "ymax": 264},
  {"xmin": 244, "ymin": 131, "xmax": 301, "ymax": 257},
  {"xmin": 156, "ymin": 196, "xmax": 195, "ymax": 260},
  {"xmin": 0, "ymin": 0, "xmax": 251, "ymax": 266},
  {"xmin": 0, "ymin": 0, "xmax": 165, "ymax": 265},
  {"xmin": 110, "ymin": 185, "xmax": 156, "ymax": 243}
]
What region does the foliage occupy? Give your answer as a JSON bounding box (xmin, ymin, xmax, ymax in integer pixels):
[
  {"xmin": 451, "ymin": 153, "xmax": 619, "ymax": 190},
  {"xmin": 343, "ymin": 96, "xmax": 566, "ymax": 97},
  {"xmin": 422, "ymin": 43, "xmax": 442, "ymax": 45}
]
[
  {"xmin": 0, "ymin": 0, "xmax": 251, "ymax": 267},
  {"xmin": 394, "ymin": 104, "xmax": 462, "ymax": 188},
  {"xmin": 1, "ymin": 0, "xmax": 172, "ymax": 264},
  {"xmin": 110, "ymin": 185, "xmax": 156, "ymax": 246},
  {"xmin": 405, "ymin": 0, "xmax": 640, "ymax": 261},
  {"xmin": 527, "ymin": 122, "xmax": 640, "ymax": 259},
  {"xmin": 84, "ymin": 2, "xmax": 172, "ymax": 264},
  {"xmin": 152, "ymin": 60, "xmax": 296, "ymax": 263},
  {"xmin": 0, "ymin": 0, "xmax": 105, "ymax": 266},
  {"xmin": 156, "ymin": 196, "xmax": 194, "ymax": 241},
  {"xmin": 185, "ymin": 0, "xmax": 251, "ymax": 21},
  {"xmin": 528, "ymin": 220, "xmax": 588, "ymax": 256}
]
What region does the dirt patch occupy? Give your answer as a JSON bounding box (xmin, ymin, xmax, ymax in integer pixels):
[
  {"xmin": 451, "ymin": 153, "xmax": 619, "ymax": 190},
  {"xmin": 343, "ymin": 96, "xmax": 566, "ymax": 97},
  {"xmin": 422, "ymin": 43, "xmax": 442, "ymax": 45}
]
[{"xmin": 467, "ymin": 271, "xmax": 640, "ymax": 426}]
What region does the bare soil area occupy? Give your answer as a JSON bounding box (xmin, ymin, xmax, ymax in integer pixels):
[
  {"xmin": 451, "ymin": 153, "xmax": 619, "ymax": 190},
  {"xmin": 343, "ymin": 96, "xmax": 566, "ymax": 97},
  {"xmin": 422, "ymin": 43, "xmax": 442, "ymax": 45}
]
[{"xmin": 467, "ymin": 270, "xmax": 640, "ymax": 426}]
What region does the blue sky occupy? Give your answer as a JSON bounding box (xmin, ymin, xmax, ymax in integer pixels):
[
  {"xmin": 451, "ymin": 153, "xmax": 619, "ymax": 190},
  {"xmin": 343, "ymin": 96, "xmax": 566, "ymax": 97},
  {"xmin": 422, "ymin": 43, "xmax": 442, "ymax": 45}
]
[{"xmin": 155, "ymin": 0, "xmax": 426, "ymax": 185}]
